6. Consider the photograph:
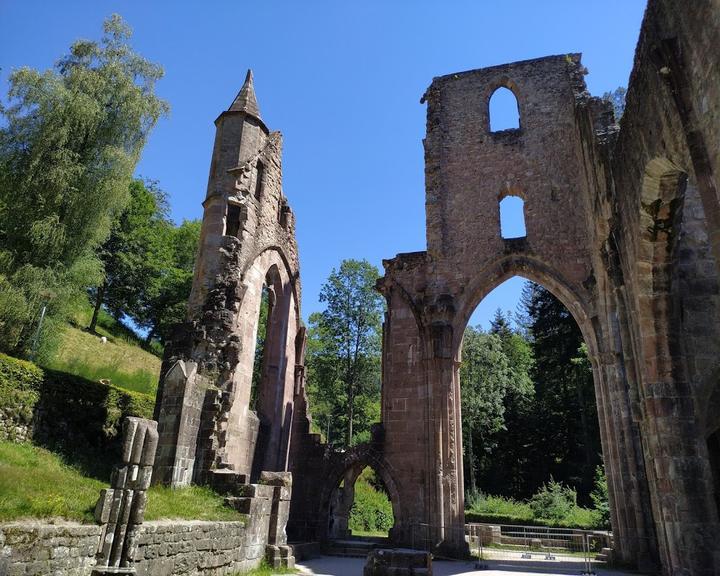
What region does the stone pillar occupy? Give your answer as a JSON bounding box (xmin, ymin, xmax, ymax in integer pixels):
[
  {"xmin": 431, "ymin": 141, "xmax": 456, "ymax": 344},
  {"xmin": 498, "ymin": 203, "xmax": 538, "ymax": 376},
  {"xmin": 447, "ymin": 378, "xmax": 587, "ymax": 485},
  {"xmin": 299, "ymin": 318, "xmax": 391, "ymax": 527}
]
[
  {"xmin": 261, "ymin": 471, "xmax": 295, "ymax": 569},
  {"xmin": 221, "ymin": 471, "xmax": 295, "ymax": 569},
  {"xmin": 92, "ymin": 417, "xmax": 158, "ymax": 576},
  {"xmin": 427, "ymin": 320, "xmax": 468, "ymax": 557},
  {"xmin": 153, "ymin": 360, "xmax": 205, "ymax": 487}
]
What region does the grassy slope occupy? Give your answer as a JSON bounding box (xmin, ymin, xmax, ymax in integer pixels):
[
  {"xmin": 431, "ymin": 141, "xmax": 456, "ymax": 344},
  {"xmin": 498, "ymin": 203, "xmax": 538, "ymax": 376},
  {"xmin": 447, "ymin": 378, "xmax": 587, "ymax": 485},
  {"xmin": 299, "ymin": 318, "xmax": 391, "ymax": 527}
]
[
  {"xmin": 0, "ymin": 441, "xmax": 243, "ymax": 523},
  {"xmin": 43, "ymin": 306, "xmax": 161, "ymax": 396}
]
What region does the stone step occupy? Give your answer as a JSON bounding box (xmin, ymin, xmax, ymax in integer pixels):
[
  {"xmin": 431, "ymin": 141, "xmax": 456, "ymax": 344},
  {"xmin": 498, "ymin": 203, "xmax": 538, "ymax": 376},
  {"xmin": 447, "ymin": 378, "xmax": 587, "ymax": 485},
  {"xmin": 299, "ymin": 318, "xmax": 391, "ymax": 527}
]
[{"xmin": 326, "ymin": 538, "xmax": 385, "ymax": 558}]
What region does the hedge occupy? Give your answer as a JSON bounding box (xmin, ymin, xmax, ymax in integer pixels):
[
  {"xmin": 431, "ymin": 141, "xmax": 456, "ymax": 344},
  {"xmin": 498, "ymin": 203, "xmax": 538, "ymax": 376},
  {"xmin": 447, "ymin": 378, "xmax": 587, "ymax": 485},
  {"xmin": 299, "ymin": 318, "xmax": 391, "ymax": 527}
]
[
  {"xmin": 0, "ymin": 353, "xmax": 43, "ymax": 434},
  {"xmin": 0, "ymin": 353, "xmax": 155, "ymax": 477},
  {"xmin": 464, "ymin": 511, "xmax": 597, "ymax": 530}
]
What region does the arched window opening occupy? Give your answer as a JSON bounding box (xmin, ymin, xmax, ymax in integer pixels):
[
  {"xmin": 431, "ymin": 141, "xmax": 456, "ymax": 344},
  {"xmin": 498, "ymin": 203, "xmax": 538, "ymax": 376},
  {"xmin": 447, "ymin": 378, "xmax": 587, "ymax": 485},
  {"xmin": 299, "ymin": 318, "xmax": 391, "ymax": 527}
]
[
  {"xmin": 225, "ymin": 202, "xmax": 241, "ymax": 237},
  {"xmin": 489, "ymin": 86, "xmax": 520, "ymax": 132},
  {"xmin": 254, "ymin": 160, "xmax": 265, "ymax": 200},
  {"xmin": 328, "ymin": 466, "xmax": 394, "ymax": 540},
  {"xmin": 499, "ymin": 195, "xmax": 526, "ymax": 239},
  {"xmin": 250, "ymin": 284, "xmax": 272, "ymax": 411},
  {"xmin": 461, "ymin": 278, "xmax": 609, "ymax": 536}
]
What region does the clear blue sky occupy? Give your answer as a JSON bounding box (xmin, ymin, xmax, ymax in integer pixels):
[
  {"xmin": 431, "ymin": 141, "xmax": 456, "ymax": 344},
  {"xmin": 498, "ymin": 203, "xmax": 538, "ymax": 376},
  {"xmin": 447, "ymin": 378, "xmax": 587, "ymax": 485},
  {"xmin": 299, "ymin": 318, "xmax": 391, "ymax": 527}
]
[{"xmin": 0, "ymin": 1, "xmax": 646, "ymax": 329}]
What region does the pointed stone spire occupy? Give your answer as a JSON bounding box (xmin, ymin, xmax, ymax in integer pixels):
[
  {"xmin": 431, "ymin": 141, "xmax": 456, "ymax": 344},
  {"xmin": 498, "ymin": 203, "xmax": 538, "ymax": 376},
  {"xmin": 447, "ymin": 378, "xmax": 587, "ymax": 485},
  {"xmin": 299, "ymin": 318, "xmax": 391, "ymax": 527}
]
[{"xmin": 229, "ymin": 69, "xmax": 261, "ymax": 119}]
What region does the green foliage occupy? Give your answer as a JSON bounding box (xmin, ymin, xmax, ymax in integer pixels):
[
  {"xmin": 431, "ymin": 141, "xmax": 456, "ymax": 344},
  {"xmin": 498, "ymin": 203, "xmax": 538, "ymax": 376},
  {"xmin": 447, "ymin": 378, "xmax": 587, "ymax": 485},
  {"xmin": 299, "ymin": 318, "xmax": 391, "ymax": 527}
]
[
  {"xmin": 465, "ymin": 486, "xmax": 600, "ymax": 529},
  {"xmin": 349, "ymin": 468, "xmax": 394, "ymax": 535},
  {"xmin": 591, "ymin": 464, "xmax": 611, "ymax": 529},
  {"xmin": 306, "ymin": 259, "xmax": 384, "ymax": 447},
  {"xmin": 0, "ymin": 15, "xmax": 168, "ymax": 356},
  {"xmin": 0, "ymin": 353, "xmax": 154, "ymax": 476},
  {"xmin": 89, "ymin": 178, "xmax": 201, "ymax": 346},
  {"xmin": 251, "ymin": 286, "xmax": 270, "ymax": 411},
  {"xmin": 0, "ymin": 353, "xmax": 43, "ymax": 437},
  {"xmin": 529, "ymin": 478, "xmax": 577, "ymax": 521},
  {"xmin": 0, "ymin": 440, "xmax": 244, "ymax": 523}
]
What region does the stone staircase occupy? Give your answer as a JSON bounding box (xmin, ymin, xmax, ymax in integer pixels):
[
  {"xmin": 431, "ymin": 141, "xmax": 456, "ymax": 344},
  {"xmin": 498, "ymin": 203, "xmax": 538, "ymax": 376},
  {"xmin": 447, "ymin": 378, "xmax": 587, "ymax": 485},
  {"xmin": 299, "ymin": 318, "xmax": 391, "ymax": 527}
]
[{"xmin": 326, "ymin": 536, "xmax": 390, "ymax": 557}]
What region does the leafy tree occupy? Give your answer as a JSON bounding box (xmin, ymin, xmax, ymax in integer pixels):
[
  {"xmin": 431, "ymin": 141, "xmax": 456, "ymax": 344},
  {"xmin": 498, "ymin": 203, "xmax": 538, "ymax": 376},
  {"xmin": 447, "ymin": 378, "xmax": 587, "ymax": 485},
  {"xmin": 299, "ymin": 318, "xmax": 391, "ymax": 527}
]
[
  {"xmin": 0, "ymin": 14, "xmax": 168, "ymax": 356},
  {"xmin": 522, "ymin": 282, "xmax": 600, "ymax": 504},
  {"xmin": 480, "ymin": 309, "xmax": 535, "ymax": 496},
  {"xmin": 136, "ymin": 218, "xmax": 200, "ymax": 344},
  {"xmin": 529, "ymin": 478, "xmax": 578, "ymax": 521},
  {"xmin": 88, "ymin": 178, "xmax": 200, "ymax": 347},
  {"xmin": 460, "ymin": 327, "xmax": 514, "ymax": 490},
  {"xmin": 591, "ymin": 464, "xmax": 611, "ymax": 528},
  {"xmin": 89, "ymin": 179, "xmax": 170, "ymax": 333},
  {"xmin": 305, "ymin": 259, "xmax": 384, "ymax": 446}
]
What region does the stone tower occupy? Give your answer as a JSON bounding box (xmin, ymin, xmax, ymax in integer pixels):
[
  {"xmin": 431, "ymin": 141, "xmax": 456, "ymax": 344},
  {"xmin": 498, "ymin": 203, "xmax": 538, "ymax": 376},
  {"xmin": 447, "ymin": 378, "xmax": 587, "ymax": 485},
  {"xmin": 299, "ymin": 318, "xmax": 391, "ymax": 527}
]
[{"xmin": 153, "ymin": 70, "xmax": 304, "ymax": 489}]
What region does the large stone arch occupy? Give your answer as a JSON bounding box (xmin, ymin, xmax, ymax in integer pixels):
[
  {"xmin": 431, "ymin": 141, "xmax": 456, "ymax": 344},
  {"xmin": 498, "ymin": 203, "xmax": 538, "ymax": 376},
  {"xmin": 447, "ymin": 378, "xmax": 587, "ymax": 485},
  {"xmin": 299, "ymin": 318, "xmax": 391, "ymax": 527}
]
[
  {"xmin": 453, "ymin": 255, "xmax": 598, "ymax": 359},
  {"xmin": 225, "ymin": 247, "xmax": 300, "ymax": 479}
]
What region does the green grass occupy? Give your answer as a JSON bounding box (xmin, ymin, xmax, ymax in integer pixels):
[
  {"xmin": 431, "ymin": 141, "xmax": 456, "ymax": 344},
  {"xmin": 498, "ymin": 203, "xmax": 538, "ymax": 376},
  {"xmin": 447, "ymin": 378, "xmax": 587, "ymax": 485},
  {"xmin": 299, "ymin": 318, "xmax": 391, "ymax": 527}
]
[
  {"xmin": 0, "ymin": 440, "xmax": 245, "ymax": 523},
  {"xmin": 145, "ymin": 485, "xmax": 245, "ymax": 522},
  {"xmin": 43, "ymin": 314, "xmax": 161, "ymax": 396},
  {"xmin": 0, "ymin": 440, "xmax": 105, "ymax": 522},
  {"xmin": 231, "ymin": 561, "xmax": 297, "ymax": 575}
]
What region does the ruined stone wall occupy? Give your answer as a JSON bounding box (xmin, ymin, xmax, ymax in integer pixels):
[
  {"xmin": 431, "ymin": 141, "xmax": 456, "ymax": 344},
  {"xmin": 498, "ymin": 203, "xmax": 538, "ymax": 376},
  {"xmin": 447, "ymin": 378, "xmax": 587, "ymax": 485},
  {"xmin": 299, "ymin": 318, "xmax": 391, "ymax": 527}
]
[
  {"xmin": 364, "ymin": 1, "xmax": 720, "ymax": 572},
  {"xmin": 588, "ymin": 2, "xmax": 720, "ymax": 572},
  {"xmin": 154, "ymin": 74, "xmax": 303, "ymax": 489},
  {"xmin": 0, "ymin": 520, "xmax": 263, "ymax": 576}
]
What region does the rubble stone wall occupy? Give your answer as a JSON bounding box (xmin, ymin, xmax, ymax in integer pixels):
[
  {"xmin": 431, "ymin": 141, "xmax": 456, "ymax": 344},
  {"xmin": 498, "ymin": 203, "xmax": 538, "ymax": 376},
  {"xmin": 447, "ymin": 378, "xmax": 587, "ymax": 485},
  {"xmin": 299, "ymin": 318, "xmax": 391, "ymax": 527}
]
[{"xmin": 0, "ymin": 520, "xmax": 262, "ymax": 576}]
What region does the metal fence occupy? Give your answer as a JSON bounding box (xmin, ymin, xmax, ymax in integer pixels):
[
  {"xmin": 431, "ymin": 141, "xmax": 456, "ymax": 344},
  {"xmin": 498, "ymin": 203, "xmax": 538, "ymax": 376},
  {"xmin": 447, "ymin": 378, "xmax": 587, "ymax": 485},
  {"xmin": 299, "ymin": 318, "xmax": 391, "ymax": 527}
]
[{"xmin": 409, "ymin": 522, "xmax": 611, "ymax": 574}]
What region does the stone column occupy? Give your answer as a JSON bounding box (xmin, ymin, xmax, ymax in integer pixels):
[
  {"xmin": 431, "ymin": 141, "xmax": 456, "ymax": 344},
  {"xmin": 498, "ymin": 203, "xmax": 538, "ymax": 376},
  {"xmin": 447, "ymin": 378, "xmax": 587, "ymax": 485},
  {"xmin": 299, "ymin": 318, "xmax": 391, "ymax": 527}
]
[
  {"xmin": 92, "ymin": 417, "xmax": 158, "ymax": 576},
  {"xmin": 261, "ymin": 471, "xmax": 295, "ymax": 569}
]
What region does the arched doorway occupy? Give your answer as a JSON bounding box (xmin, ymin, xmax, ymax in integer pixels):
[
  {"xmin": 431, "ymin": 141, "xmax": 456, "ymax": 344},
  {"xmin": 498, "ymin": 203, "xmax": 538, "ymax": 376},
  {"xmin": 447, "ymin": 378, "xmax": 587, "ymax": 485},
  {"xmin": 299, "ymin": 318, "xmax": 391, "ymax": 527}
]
[{"xmin": 459, "ymin": 276, "xmax": 607, "ymax": 527}]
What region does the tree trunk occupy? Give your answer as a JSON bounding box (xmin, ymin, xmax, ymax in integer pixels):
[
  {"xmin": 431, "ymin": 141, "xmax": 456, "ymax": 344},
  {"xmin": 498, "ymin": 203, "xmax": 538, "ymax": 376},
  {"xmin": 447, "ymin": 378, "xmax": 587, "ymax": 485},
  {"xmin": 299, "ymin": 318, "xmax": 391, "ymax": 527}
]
[
  {"xmin": 89, "ymin": 283, "xmax": 105, "ymax": 333},
  {"xmin": 347, "ymin": 384, "xmax": 354, "ymax": 446}
]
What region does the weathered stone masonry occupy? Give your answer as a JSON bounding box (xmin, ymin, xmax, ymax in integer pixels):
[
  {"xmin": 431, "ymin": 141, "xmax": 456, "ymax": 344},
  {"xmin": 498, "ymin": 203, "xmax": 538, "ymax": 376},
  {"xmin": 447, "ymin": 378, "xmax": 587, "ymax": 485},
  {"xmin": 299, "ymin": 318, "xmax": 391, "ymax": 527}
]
[
  {"xmin": 153, "ymin": 70, "xmax": 303, "ymax": 493},
  {"xmin": 149, "ymin": 3, "xmax": 720, "ymax": 575},
  {"xmin": 350, "ymin": 1, "xmax": 720, "ymax": 574}
]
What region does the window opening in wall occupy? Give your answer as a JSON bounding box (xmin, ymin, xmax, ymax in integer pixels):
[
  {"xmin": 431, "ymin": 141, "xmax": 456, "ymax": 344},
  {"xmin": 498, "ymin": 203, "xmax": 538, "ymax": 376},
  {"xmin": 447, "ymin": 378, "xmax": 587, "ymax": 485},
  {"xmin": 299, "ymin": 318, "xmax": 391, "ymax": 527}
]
[
  {"xmin": 250, "ymin": 284, "xmax": 271, "ymax": 411},
  {"xmin": 254, "ymin": 161, "xmax": 265, "ymax": 200},
  {"xmin": 489, "ymin": 87, "xmax": 520, "ymax": 132},
  {"xmin": 226, "ymin": 203, "xmax": 241, "ymax": 237},
  {"xmin": 499, "ymin": 196, "xmax": 526, "ymax": 238}
]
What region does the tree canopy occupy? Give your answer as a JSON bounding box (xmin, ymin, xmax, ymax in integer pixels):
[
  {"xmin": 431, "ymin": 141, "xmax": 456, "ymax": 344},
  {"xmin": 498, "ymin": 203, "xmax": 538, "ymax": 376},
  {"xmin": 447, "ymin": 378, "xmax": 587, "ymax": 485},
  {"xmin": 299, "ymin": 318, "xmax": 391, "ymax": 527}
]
[
  {"xmin": 460, "ymin": 284, "xmax": 601, "ymax": 505},
  {"xmin": 305, "ymin": 259, "xmax": 384, "ymax": 446},
  {"xmin": 0, "ymin": 14, "xmax": 168, "ymax": 357}
]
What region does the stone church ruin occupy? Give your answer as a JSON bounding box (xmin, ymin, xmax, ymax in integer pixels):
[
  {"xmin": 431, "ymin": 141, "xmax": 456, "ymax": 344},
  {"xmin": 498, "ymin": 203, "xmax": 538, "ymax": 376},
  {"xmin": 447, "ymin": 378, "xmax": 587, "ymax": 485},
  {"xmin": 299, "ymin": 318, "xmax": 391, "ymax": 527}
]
[{"xmin": 152, "ymin": 1, "xmax": 720, "ymax": 574}]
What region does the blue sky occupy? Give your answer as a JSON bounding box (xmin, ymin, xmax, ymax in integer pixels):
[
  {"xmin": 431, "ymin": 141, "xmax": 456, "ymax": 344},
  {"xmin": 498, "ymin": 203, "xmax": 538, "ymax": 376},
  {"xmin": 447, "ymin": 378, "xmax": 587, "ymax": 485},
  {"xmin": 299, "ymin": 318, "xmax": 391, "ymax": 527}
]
[{"xmin": 0, "ymin": 1, "xmax": 646, "ymax": 329}]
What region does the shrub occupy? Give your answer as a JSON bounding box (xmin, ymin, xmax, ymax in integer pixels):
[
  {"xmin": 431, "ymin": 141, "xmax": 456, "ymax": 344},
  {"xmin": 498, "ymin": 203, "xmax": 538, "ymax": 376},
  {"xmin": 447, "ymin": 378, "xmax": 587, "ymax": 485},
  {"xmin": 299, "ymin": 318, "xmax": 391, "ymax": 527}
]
[
  {"xmin": 529, "ymin": 478, "xmax": 577, "ymax": 521},
  {"xmin": 0, "ymin": 354, "xmax": 43, "ymax": 437},
  {"xmin": 591, "ymin": 464, "xmax": 610, "ymax": 529},
  {"xmin": 349, "ymin": 469, "xmax": 394, "ymax": 534}
]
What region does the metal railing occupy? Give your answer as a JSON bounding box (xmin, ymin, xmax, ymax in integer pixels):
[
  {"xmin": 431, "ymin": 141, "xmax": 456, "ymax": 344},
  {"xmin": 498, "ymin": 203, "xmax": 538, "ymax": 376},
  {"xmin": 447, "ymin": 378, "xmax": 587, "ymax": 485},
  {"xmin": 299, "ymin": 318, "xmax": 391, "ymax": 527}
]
[
  {"xmin": 466, "ymin": 522, "xmax": 610, "ymax": 574},
  {"xmin": 407, "ymin": 521, "xmax": 609, "ymax": 574}
]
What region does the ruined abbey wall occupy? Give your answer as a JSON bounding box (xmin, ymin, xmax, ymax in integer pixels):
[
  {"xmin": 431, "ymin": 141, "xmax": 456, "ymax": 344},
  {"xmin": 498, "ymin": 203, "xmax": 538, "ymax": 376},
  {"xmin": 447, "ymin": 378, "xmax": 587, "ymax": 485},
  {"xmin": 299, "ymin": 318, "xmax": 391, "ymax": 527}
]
[
  {"xmin": 358, "ymin": 1, "xmax": 720, "ymax": 572},
  {"xmin": 150, "ymin": 3, "xmax": 720, "ymax": 574},
  {"xmin": 153, "ymin": 72, "xmax": 303, "ymax": 490}
]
